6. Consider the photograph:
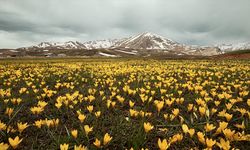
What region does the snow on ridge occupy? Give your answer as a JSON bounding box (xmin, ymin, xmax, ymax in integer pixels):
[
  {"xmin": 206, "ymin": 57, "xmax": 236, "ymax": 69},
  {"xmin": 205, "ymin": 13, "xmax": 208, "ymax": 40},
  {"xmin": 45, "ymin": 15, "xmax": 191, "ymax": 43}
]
[
  {"xmin": 114, "ymin": 50, "xmax": 137, "ymax": 55},
  {"xmin": 98, "ymin": 52, "xmax": 118, "ymax": 57},
  {"xmin": 27, "ymin": 41, "xmax": 85, "ymax": 49},
  {"xmin": 9, "ymin": 50, "xmax": 19, "ymax": 52},
  {"xmin": 151, "ymin": 38, "xmax": 174, "ymax": 49},
  {"xmin": 143, "ymin": 32, "xmax": 176, "ymax": 43},
  {"xmin": 83, "ymin": 39, "xmax": 118, "ymax": 49},
  {"xmin": 37, "ymin": 42, "xmax": 52, "ymax": 48}
]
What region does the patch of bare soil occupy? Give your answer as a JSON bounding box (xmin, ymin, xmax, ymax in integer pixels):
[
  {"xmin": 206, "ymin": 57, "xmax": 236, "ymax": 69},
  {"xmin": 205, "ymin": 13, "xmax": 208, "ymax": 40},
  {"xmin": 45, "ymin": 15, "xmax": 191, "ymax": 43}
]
[{"xmin": 212, "ymin": 53, "xmax": 250, "ymax": 59}]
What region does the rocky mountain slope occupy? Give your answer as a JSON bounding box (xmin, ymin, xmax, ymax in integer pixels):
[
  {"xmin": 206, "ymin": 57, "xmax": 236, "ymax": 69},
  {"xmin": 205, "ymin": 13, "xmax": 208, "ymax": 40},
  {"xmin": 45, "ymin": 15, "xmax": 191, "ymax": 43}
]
[{"xmin": 112, "ymin": 32, "xmax": 179, "ymax": 50}]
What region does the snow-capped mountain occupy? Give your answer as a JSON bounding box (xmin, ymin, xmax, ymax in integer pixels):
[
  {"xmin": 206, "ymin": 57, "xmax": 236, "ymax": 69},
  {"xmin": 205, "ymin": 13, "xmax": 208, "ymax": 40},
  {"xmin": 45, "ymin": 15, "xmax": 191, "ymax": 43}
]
[
  {"xmin": 22, "ymin": 41, "xmax": 86, "ymax": 50},
  {"xmin": 12, "ymin": 32, "xmax": 250, "ymax": 57},
  {"xmin": 20, "ymin": 32, "xmax": 181, "ymax": 51},
  {"xmin": 113, "ymin": 32, "xmax": 179, "ymax": 50},
  {"xmin": 217, "ymin": 42, "xmax": 250, "ymax": 53},
  {"xmin": 83, "ymin": 39, "xmax": 119, "ymax": 49}
]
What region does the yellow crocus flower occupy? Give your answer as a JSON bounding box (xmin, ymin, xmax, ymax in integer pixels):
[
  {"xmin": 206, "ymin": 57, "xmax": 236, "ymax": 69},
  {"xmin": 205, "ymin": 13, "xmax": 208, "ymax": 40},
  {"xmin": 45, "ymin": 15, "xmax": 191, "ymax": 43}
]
[
  {"xmin": 143, "ymin": 122, "xmax": 154, "ymax": 133},
  {"xmin": 78, "ymin": 114, "xmax": 86, "ymax": 123},
  {"xmin": 206, "ymin": 138, "xmax": 216, "ymax": 149},
  {"xmin": 188, "ymin": 128, "xmax": 195, "ymax": 137},
  {"xmin": 8, "ymin": 136, "xmax": 23, "ymax": 149},
  {"xmin": 216, "ymin": 138, "xmax": 230, "ymax": 150},
  {"xmin": 129, "ymin": 100, "xmax": 135, "ymax": 107},
  {"xmin": 223, "ymin": 128, "xmax": 235, "ymax": 140},
  {"xmin": 84, "ymin": 125, "xmax": 93, "ymax": 135},
  {"xmin": 0, "ymin": 121, "xmax": 7, "ymax": 130},
  {"xmin": 93, "ymin": 138, "xmax": 101, "ymax": 148},
  {"xmin": 60, "ymin": 143, "xmax": 69, "ymax": 150},
  {"xmin": 182, "ymin": 124, "xmax": 189, "ymax": 133},
  {"xmin": 87, "ymin": 105, "xmax": 94, "ymax": 113},
  {"xmin": 204, "ymin": 123, "xmax": 216, "ymax": 132},
  {"xmin": 172, "ymin": 108, "xmax": 179, "ymax": 116},
  {"xmin": 34, "ymin": 120, "xmax": 43, "ymax": 128},
  {"xmin": 5, "ymin": 107, "xmax": 14, "ymax": 117},
  {"xmin": 224, "ymin": 113, "xmax": 232, "ymax": 121},
  {"xmin": 155, "ymin": 100, "xmax": 164, "ymax": 113},
  {"xmin": 17, "ymin": 122, "xmax": 29, "ymax": 133},
  {"xmin": 0, "ymin": 142, "xmax": 9, "ymax": 150},
  {"xmin": 74, "ymin": 145, "xmax": 87, "ymax": 150},
  {"xmin": 95, "ymin": 111, "xmax": 101, "ymax": 118},
  {"xmin": 103, "ymin": 133, "xmax": 112, "ymax": 145},
  {"xmin": 197, "ymin": 132, "xmax": 205, "ymax": 144},
  {"xmin": 199, "ymin": 107, "xmax": 206, "ymax": 116},
  {"xmin": 158, "ymin": 138, "xmax": 169, "ymax": 150},
  {"xmin": 71, "ymin": 129, "xmax": 78, "ymax": 139}
]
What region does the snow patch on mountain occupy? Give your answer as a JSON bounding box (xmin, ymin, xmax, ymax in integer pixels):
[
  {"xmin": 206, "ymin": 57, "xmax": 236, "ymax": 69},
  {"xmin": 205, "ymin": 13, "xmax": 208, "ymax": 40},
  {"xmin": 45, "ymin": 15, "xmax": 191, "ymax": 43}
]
[
  {"xmin": 37, "ymin": 42, "xmax": 52, "ymax": 48},
  {"xmin": 217, "ymin": 42, "xmax": 250, "ymax": 52},
  {"xmin": 83, "ymin": 39, "xmax": 118, "ymax": 49},
  {"xmin": 26, "ymin": 41, "xmax": 86, "ymax": 49},
  {"xmin": 114, "ymin": 50, "xmax": 137, "ymax": 55},
  {"xmin": 98, "ymin": 52, "xmax": 118, "ymax": 57}
]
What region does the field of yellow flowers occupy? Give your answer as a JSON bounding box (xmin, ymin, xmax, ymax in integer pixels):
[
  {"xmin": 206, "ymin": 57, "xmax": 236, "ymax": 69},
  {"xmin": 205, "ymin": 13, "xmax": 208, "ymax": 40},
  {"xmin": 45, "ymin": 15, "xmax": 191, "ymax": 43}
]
[{"xmin": 0, "ymin": 58, "xmax": 249, "ymax": 150}]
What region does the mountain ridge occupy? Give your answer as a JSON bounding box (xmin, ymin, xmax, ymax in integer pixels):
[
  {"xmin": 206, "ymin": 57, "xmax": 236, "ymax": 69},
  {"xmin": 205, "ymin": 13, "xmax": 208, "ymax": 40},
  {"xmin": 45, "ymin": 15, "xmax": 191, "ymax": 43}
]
[{"xmin": 1, "ymin": 32, "xmax": 249, "ymax": 57}]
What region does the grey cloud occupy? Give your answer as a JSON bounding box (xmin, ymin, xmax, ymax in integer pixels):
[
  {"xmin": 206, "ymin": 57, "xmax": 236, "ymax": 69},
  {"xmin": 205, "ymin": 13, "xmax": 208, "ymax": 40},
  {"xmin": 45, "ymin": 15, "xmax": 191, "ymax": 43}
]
[{"xmin": 0, "ymin": 0, "xmax": 250, "ymax": 48}]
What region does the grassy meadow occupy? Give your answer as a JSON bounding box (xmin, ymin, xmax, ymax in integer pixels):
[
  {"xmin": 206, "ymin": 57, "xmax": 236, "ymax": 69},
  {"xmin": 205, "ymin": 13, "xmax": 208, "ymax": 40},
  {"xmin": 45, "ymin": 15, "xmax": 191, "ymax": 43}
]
[{"xmin": 0, "ymin": 58, "xmax": 249, "ymax": 150}]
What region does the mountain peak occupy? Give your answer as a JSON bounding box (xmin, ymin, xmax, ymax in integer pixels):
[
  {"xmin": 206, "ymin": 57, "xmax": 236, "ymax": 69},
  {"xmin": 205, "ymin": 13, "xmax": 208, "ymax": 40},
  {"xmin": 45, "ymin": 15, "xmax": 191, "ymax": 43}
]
[
  {"xmin": 141, "ymin": 31, "xmax": 154, "ymax": 36},
  {"xmin": 114, "ymin": 32, "xmax": 178, "ymax": 50},
  {"xmin": 142, "ymin": 31, "xmax": 169, "ymax": 37}
]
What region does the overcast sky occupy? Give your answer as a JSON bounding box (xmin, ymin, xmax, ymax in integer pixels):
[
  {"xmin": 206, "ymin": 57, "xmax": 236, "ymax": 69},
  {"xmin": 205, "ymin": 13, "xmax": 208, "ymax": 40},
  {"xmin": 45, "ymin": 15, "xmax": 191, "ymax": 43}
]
[{"xmin": 0, "ymin": 0, "xmax": 250, "ymax": 48}]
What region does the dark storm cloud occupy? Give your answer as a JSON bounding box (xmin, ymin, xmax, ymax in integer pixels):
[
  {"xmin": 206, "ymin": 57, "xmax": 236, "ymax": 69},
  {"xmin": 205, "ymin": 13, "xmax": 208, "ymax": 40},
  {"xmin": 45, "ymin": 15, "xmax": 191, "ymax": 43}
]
[{"xmin": 0, "ymin": 0, "xmax": 250, "ymax": 48}]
